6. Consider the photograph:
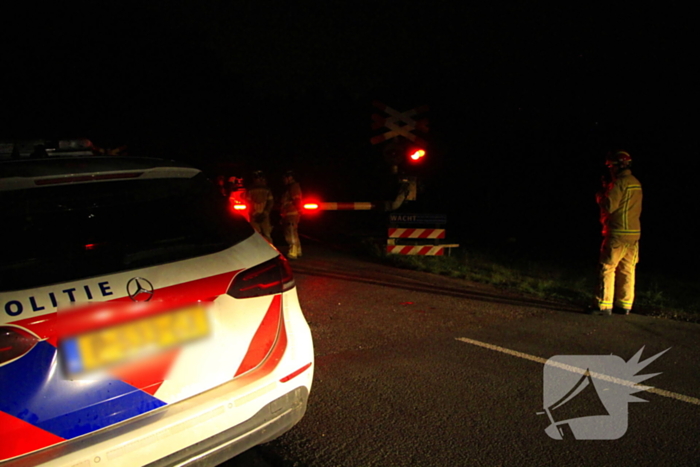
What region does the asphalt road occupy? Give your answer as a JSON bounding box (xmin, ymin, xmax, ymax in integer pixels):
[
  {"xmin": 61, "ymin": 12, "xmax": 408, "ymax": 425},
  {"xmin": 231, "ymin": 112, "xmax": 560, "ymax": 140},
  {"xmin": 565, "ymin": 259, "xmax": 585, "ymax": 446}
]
[{"xmin": 224, "ymin": 241, "xmax": 700, "ymax": 467}]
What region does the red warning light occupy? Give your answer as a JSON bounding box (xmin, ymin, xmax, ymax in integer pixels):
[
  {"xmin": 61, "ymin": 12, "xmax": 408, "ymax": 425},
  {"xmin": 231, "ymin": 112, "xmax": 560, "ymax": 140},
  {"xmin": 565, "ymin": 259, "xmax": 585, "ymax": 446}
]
[
  {"xmin": 302, "ymin": 198, "xmax": 323, "ymax": 215},
  {"xmin": 228, "ymin": 199, "xmax": 250, "ymax": 221},
  {"xmin": 408, "ymin": 149, "xmax": 426, "ymax": 162}
]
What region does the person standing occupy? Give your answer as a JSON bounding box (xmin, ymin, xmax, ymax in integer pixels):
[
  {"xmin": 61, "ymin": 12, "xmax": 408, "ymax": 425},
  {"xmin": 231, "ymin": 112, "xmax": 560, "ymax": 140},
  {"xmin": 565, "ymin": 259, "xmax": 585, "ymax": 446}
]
[
  {"xmin": 280, "ymin": 170, "xmax": 303, "ymax": 259},
  {"xmin": 594, "ymin": 150, "xmax": 642, "ymax": 315},
  {"xmin": 245, "ymin": 170, "xmax": 274, "ymax": 242}
]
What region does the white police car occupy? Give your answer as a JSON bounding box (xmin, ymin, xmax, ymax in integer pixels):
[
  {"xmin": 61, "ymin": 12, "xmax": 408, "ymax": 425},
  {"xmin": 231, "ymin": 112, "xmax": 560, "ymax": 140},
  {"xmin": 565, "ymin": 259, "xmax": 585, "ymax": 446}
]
[{"xmin": 0, "ymin": 154, "xmax": 314, "ymax": 466}]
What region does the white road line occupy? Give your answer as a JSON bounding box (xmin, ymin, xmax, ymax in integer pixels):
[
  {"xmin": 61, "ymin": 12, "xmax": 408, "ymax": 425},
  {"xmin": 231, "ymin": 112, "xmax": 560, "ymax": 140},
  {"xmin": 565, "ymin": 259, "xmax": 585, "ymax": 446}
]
[{"xmin": 455, "ymin": 337, "xmax": 700, "ymax": 406}]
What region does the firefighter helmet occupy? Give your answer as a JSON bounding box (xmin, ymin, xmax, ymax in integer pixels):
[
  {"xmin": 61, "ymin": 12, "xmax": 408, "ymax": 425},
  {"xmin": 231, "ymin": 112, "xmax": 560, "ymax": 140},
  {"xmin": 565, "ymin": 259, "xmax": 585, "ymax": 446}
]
[{"xmin": 606, "ymin": 151, "xmax": 632, "ymax": 169}]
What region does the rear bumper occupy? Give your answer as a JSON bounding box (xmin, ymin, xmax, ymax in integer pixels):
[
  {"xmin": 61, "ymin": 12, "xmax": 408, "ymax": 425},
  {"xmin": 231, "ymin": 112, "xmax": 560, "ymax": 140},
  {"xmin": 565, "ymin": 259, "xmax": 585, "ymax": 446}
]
[
  {"xmin": 1, "ymin": 386, "xmax": 309, "ymax": 467},
  {"xmin": 146, "ymin": 386, "xmax": 309, "ymax": 467}
]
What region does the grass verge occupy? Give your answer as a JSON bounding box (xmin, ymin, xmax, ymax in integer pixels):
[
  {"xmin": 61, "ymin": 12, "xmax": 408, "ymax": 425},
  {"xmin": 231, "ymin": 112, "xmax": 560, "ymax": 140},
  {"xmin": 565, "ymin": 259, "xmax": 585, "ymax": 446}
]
[{"xmin": 365, "ymin": 240, "xmax": 700, "ymax": 323}]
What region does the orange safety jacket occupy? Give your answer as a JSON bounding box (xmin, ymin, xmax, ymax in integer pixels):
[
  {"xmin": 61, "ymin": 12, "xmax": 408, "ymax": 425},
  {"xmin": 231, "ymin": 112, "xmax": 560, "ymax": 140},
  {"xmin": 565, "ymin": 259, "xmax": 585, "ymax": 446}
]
[{"xmin": 597, "ymin": 169, "xmax": 642, "ymax": 240}]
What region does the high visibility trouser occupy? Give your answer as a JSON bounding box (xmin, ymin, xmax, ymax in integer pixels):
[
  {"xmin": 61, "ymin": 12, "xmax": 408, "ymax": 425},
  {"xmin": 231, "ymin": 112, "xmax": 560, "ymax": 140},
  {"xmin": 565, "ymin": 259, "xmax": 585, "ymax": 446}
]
[
  {"xmin": 597, "ymin": 237, "xmax": 639, "ymax": 311},
  {"xmin": 283, "ymin": 212, "xmax": 301, "ymax": 257}
]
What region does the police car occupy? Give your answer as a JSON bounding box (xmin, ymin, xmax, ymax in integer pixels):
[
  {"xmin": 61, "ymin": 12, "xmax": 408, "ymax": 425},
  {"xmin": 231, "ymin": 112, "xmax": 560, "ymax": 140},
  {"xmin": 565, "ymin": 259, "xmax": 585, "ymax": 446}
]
[{"xmin": 0, "ymin": 153, "xmax": 314, "ymax": 466}]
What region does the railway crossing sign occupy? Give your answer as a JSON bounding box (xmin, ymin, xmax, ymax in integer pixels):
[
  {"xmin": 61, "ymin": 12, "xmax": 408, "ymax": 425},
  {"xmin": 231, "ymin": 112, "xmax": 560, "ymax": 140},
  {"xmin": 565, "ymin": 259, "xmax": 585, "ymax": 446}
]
[
  {"xmin": 388, "ymin": 213, "xmax": 447, "ymax": 224},
  {"xmin": 370, "ymin": 101, "xmax": 429, "ymax": 146}
]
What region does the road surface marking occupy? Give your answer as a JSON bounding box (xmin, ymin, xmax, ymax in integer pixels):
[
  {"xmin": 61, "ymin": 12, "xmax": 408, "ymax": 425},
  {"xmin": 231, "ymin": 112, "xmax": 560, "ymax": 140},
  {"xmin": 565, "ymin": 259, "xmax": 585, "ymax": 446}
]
[{"xmin": 455, "ymin": 337, "xmax": 700, "ymax": 406}]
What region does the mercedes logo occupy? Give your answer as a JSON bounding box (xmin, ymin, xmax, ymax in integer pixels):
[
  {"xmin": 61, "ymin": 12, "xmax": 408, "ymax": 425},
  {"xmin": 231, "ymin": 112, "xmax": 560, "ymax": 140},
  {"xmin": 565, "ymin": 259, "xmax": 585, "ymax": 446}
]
[{"xmin": 126, "ymin": 277, "xmax": 155, "ymax": 302}]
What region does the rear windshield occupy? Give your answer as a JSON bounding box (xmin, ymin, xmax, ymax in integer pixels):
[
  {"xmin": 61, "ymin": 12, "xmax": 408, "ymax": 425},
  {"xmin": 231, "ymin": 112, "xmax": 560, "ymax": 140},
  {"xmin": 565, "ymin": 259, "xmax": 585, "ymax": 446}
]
[{"xmin": 1, "ymin": 173, "xmax": 254, "ymax": 291}]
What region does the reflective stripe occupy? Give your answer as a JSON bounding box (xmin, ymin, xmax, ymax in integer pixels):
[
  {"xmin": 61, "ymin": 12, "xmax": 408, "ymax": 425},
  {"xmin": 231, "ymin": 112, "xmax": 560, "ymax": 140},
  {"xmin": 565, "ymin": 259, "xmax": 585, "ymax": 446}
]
[
  {"xmin": 235, "ymin": 295, "xmax": 283, "ymax": 376},
  {"xmin": 610, "ymin": 229, "xmax": 641, "ymax": 235}
]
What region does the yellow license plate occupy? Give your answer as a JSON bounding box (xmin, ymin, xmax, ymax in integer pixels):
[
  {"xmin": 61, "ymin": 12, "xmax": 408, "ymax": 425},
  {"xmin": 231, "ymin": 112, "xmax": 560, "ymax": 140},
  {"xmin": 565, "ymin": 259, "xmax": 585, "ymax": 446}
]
[{"xmin": 61, "ymin": 305, "xmax": 210, "ymax": 375}]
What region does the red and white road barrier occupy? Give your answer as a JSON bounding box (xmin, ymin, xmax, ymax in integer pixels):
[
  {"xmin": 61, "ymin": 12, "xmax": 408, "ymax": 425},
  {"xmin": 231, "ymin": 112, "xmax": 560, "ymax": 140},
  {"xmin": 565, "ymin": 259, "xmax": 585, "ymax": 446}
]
[
  {"xmin": 386, "ymin": 211, "xmax": 458, "ymax": 256},
  {"xmin": 386, "ymin": 244, "xmax": 460, "ymax": 256},
  {"xmin": 317, "ymin": 202, "xmax": 376, "ymax": 211},
  {"xmin": 388, "ymin": 228, "xmax": 445, "ymax": 239},
  {"xmin": 387, "ymin": 245, "xmax": 446, "ymax": 256}
]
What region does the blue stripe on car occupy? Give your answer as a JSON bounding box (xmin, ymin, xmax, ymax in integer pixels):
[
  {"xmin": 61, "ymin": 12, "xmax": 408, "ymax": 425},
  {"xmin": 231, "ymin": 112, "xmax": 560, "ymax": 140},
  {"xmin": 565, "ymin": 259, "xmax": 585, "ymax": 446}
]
[{"xmin": 0, "ymin": 341, "xmax": 166, "ymax": 439}]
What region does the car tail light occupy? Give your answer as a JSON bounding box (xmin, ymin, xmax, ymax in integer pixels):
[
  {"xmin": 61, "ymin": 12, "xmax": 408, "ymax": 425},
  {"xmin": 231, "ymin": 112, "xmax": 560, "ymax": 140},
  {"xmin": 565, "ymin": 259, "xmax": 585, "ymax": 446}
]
[
  {"xmin": 0, "ymin": 326, "xmax": 39, "ymax": 365},
  {"xmin": 227, "ymin": 255, "xmax": 295, "ymax": 299}
]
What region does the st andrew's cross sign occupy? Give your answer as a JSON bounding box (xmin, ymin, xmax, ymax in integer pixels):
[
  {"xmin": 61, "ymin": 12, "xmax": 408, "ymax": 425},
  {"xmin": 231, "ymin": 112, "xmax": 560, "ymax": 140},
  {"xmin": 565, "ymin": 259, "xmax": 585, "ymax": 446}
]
[{"xmin": 370, "ymin": 101, "xmax": 429, "ymax": 146}]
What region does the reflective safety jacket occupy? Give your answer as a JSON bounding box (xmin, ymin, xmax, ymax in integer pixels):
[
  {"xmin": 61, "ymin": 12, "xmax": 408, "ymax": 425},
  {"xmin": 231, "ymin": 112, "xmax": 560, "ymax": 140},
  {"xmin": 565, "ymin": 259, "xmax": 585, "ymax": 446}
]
[
  {"xmin": 280, "ymin": 181, "xmax": 302, "ymax": 217},
  {"xmin": 597, "ymin": 169, "xmax": 642, "ymax": 240},
  {"xmin": 246, "ymin": 182, "xmax": 274, "ymax": 216}
]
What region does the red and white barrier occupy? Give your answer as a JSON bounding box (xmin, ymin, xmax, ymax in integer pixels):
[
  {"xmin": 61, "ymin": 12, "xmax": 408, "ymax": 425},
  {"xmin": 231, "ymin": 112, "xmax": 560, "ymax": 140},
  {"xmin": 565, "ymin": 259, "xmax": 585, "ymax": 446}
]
[
  {"xmin": 318, "ymin": 202, "xmax": 376, "ymax": 211},
  {"xmin": 387, "ymin": 245, "xmax": 446, "ymax": 256},
  {"xmin": 388, "ymin": 228, "xmax": 445, "ymax": 239},
  {"xmin": 386, "ymin": 212, "xmax": 458, "ymax": 256}
]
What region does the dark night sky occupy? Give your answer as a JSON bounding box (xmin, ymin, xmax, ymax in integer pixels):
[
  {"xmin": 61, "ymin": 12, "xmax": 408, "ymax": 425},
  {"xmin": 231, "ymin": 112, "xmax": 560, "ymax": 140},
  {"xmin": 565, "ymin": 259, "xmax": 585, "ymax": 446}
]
[{"xmin": 1, "ymin": 1, "xmax": 696, "ymax": 271}]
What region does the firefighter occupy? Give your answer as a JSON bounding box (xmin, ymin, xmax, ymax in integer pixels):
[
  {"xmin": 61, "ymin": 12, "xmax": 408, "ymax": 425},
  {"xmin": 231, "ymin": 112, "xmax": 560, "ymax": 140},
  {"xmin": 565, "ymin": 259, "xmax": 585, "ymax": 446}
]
[
  {"xmin": 245, "ymin": 170, "xmax": 274, "ymax": 242},
  {"xmin": 280, "ymin": 170, "xmax": 302, "ymax": 259},
  {"xmin": 593, "ymin": 150, "xmax": 642, "ymax": 315}
]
